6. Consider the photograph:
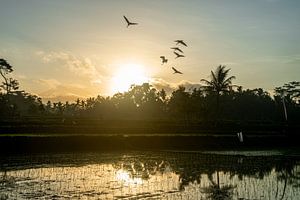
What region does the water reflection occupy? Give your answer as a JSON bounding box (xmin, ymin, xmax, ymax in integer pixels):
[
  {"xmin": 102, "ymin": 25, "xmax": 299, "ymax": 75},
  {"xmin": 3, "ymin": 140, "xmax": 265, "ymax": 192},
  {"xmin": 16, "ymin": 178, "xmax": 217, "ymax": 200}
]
[
  {"xmin": 0, "ymin": 151, "xmax": 299, "ymax": 199},
  {"xmin": 115, "ymin": 169, "xmax": 143, "ymax": 185}
]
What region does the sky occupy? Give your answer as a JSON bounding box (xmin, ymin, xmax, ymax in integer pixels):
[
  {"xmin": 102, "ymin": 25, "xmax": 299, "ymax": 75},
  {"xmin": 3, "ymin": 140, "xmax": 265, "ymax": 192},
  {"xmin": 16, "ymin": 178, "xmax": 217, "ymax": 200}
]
[{"xmin": 1, "ymin": 0, "xmax": 299, "ymax": 101}]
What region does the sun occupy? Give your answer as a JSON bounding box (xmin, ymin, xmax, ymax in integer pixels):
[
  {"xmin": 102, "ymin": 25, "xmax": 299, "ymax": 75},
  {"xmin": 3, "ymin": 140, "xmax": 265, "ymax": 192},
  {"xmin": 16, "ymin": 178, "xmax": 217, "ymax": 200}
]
[{"xmin": 111, "ymin": 63, "xmax": 148, "ymax": 94}]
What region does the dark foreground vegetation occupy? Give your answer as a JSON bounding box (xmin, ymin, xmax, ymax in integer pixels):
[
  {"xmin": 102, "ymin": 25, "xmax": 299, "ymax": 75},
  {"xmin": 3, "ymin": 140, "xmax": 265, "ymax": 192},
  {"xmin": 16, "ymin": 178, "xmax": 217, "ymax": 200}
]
[
  {"xmin": 1, "ymin": 59, "xmax": 300, "ymax": 151},
  {"xmin": 1, "ymin": 134, "xmax": 299, "ymax": 153}
]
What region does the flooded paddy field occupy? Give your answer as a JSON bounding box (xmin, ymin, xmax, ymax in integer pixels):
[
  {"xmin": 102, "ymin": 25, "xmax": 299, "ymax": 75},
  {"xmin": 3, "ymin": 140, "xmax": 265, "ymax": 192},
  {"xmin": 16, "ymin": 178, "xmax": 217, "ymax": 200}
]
[{"xmin": 1, "ymin": 150, "xmax": 299, "ymax": 199}]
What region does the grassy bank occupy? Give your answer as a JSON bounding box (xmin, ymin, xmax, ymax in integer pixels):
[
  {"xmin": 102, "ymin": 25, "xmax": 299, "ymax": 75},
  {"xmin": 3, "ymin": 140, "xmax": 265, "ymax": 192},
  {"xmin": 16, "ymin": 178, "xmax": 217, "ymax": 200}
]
[
  {"xmin": 0, "ymin": 119, "xmax": 298, "ymax": 136},
  {"xmin": 1, "ymin": 119, "xmax": 299, "ymax": 153},
  {"xmin": 0, "ymin": 134, "xmax": 299, "ymax": 153}
]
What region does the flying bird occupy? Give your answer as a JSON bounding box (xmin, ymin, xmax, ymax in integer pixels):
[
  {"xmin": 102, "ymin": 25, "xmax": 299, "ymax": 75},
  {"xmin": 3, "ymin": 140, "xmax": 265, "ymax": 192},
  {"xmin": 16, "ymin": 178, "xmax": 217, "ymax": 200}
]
[
  {"xmin": 123, "ymin": 15, "xmax": 138, "ymax": 27},
  {"xmin": 171, "ymin": 47, "xmax": 184, "ymax": 53},
  {"xmin": 174, "ymin": 51, "xmax": 185, "ymax": 59},
  {"xmin": 160, "ymin": 56, "xmax": 168, "ymax": 65},
  {"xmin": 174, "ymin": 40, "xmax": 188, "ymax": 47},
  {"xmin": 172, "ymin": 67, "xmax": 183, "ymax": 74}
]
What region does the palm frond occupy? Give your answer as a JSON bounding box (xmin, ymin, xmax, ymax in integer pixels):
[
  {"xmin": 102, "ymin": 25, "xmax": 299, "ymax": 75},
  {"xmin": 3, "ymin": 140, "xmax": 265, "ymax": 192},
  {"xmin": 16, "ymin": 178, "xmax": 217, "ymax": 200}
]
[
  {"xmin": 224, "ymin": 75, "xmax": 236, "ymax": 84},
  {"xmin": 211, "ymin": 71, "xmax": 218, "ymax": 85},
  {"xmin": 200, "ymin": 79, "xmax": 213, "ymax": 85},
  {"xmin": 201, "ymin": 65, "xmax": 235, "ymax": 95}
]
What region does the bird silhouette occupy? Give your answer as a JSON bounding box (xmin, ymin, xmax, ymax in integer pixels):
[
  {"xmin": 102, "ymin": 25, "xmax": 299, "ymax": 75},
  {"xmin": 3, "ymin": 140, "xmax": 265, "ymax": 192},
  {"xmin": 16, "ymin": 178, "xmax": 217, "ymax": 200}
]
[
  {"xmin": 123, "ymin": 15, "xmax": 138, "ymax": 27},
  {"xmin": 160, "ymin": 56, "xmax": 168, "ymax": 65},
  {"xmin": 174, "ymin": 40, "xmax": 188, "ymax": 47},
  {"xmin": 171, "ymin": 47, "xmax": 184, "ymax": 53},
  {"xmin": 172, "ymin": 67, "xmax": 183, "ymax": 74},
  {"xmin": 174, "ymin": 51, "xmax": 185, "ymax": 59}
]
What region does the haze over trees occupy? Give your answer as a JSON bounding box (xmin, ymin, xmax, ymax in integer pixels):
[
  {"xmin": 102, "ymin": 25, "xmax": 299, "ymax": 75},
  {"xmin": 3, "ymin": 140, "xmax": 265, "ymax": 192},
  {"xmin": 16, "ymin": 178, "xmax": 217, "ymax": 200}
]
[{"xmin": 0, "ymin": 59, "xmax": 299, "ymax": 126}]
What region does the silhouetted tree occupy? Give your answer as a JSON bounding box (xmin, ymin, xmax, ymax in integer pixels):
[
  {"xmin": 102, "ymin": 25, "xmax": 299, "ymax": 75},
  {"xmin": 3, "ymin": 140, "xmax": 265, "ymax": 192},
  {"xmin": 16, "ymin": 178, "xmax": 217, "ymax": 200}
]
[
  {"xmin": 275, "ymin": 81, "xmax": 300, "ymax": 104},
  {"xmin": 0, "ymin": 58, "xmax": 299, "ymax": 131},
  {"xmin": 168, "ymin": 86, "xmax": 192, "ymax": 120},
  {"xmin": 0, "ymin": 59, "xmax": 13, "ymax": 94},
  {"xmin": 201, "ymin": 65, "xmax": 236, "ymax": 120},
  {"xmin": 1, "ymin": 78, "xmax": 19, "ymax": 94},
  {"xmin": 223, "ymin": 88, "xmax": 276, "ymax": 121},
  {"xmin": 274, "ymin": 81, "xmax": 300, "ymax": 123},
  {"xmin": 190, "ymin": 88, "xmax": 206, "ymax": 120}
]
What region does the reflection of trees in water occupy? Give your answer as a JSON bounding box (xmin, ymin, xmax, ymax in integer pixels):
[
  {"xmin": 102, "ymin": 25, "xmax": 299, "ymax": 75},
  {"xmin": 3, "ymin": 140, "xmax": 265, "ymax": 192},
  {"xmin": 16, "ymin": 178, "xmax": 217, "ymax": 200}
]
[
  {"xmin": 1, "ymin": 152, "xmax": 299, "ymax": 194},
  {"xmin": 201, "ymin": 179, "xmax": 235, "ymax": 200},
  {"xmin": 107, "ymin": 152, "xmax": 300, "ymax": 195},
  {"xmin": 108, "ymin": 152, "xmax": 300, "ymax": 197},
  {"xmin": 286, "ymin": 167, "xmax": 300, "ymax": 188},
  {"xmin": 198, "ymin": 168, "xmax": 236, "ymax": 200},
  {"xmin": 0, "ymin": 170, "xmax": 15, "ymax": 188},
  {"xmin": 0, "ymin": 161, "xmax": 16, "ymax": 200},
  {"xmin": 274, "ymin": 159, "xmax": 300, "ymax": 200},
  {"xmin": 111, "ymin": 155, "xmax": 173, "ymax": 182}
]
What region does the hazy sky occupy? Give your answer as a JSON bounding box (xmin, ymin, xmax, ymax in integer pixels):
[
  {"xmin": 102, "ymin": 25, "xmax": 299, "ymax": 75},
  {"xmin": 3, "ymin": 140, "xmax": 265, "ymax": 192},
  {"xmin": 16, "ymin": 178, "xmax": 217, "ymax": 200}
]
[{"xmin": 1, "ymin": 0, "xmax": 299, "ymax": 101}]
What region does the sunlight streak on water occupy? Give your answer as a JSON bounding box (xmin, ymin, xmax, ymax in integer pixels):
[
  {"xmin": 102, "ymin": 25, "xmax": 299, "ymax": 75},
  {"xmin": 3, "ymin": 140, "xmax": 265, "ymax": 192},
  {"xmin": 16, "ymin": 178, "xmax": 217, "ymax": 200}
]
[{"xmin": 115, "ymin": 169, "xmax": 143, "ymax": 185}]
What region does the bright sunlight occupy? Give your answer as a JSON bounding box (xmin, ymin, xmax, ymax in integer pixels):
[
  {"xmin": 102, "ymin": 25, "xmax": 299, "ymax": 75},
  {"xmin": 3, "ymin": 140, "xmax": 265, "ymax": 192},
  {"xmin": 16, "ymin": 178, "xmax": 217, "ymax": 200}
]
[
  {"xmin": 111, "ymin": 63, "xmax": 148, "ymax": 94},
  {"xmin": 115, "ymin": 169, "xmax": 143, "ymax": 185}
]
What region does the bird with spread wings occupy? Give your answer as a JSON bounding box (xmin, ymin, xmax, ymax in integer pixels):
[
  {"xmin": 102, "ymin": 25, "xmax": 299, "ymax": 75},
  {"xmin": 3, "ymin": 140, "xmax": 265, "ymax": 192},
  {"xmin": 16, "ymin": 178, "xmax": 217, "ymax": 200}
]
[
  {"xmin": 174, "ymin": 40, "xmax": 188, "ymax": 47},
  {"xmin": 174, "ymin": 51, "xmax": 185, "ymax": 59},
  {"xmin": 171, "ymin": 47, "xmax": 184, "ymax": 53},
  {"xmin": 160, "ymin": 56, "xmax": 168, "ymax": 65},
  {"xmin": 123, "ymin": 15, "xmax": 138, "ymax": 27},
  {"xmin": 172, "ymin": 67, "xmax": 183, "ymax": 74}
]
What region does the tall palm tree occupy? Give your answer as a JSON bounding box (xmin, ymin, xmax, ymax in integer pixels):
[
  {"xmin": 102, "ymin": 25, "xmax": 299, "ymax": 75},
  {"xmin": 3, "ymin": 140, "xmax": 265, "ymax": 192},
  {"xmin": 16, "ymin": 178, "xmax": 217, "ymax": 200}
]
[{"xmin": 201, "ymin": 65, "xmax": 236, "ymax": 118}]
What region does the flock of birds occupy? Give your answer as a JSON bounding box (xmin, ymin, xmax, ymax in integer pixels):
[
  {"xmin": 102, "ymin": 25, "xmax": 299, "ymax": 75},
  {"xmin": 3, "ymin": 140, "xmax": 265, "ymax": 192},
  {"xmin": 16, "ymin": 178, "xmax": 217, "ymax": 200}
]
[
  {"xmin": 123, "ymin": 15, "xmax": 188, "ymax": 75},
  {"xmin": 124, "ymin": 16, "xmax": 246, "ymax": 142},
  {"xmin": 123, "ymin": 16, "xmax": 246, "ymax": 142}
]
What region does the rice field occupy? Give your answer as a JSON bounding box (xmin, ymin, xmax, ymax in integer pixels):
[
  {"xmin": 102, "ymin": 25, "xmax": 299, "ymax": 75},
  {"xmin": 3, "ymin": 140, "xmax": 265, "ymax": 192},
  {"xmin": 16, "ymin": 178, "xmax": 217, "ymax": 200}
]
[{"xmin": 1, "ymin": 151, "xmax": 299, "ymax": 199}]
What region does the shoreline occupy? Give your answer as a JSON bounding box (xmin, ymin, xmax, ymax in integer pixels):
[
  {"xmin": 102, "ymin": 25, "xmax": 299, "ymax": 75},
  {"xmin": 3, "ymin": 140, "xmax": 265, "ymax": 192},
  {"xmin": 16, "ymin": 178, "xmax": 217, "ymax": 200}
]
[{"xmin": 0, "ymin": 134, "xmax": 298, "ymax": 153}]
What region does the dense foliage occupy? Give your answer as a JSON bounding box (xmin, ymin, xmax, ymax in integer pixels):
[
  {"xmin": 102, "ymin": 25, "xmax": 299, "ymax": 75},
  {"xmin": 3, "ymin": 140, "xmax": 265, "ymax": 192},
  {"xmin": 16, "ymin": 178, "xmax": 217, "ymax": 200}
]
[{"xmin": 1, "ymin": 59, "xmax": 299, "ymax": 124}]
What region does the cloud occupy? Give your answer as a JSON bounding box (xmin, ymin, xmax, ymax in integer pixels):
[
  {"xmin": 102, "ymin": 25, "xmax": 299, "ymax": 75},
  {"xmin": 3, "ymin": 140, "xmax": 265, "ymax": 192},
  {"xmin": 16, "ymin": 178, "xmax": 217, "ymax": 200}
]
[
  {"xmin": 38, "ymin": 82, "xmax": 97, "ymax": 102},
  {"xmin": 284, "ymin": 55, "xmax": 300, "ymax": 65},
  {"xmin": 245, "ymin": 54, "xmax": 300, "ymax": 65},
  {"xmin": 36, "ymin": 51, "xmax": 103, "ymax": 84},
  {"xmin": 150, "ymin": 78, "xmax": 201, "ymax": 94},
  {"xmin": 27, "ymin": 77, "xmax": 202, "ymax": 102},
  {"xmin": 18, "ymin": 77, "xmax": 98, "ymax": 102},
  {"xmin": 178, "ymin": 80, "xmax": 202, "ymax": 91},
  {"xmin": 150, "ymin": 78, "xmax": 175, "ymax": 93},
  {"xmin": 34, "ymin": 78, "xmax": 61, "ymax": 89}
]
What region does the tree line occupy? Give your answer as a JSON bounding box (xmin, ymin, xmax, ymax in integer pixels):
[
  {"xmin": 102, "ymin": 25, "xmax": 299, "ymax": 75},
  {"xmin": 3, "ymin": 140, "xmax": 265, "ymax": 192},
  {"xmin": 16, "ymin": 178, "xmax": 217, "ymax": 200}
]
[{"xmin": 1, "ymin": 59, "xmax": 299, "ymax": 123}]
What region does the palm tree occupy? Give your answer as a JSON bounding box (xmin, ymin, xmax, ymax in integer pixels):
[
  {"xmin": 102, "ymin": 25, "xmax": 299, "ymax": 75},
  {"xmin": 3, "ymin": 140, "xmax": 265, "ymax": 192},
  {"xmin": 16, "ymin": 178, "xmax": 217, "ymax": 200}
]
[{"xmin": 201, "ymin": 65, "xmax": 236, "ymax": 118}]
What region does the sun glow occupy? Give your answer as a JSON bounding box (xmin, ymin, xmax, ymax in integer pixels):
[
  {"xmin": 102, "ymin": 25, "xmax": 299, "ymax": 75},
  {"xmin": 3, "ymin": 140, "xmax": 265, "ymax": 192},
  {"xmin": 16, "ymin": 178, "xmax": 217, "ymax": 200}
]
[
  {"xmin": 115, "ymin": 169, "xmax": 143, "ymax": 185},
  {"xmin": 111, "ymin": 63, "xmax": 148, "ymax": 94}
]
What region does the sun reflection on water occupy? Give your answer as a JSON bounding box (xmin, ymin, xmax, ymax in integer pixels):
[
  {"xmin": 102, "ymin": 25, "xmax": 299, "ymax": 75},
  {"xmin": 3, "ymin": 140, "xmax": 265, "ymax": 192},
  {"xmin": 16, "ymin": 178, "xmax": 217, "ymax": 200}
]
[
  {"xmin": 0, "ymin": 152, "xmax": 299, "ymax": 199},
  {"xmin": 115, "ymin": 169, "xmax": 143, "ymax": 185}
]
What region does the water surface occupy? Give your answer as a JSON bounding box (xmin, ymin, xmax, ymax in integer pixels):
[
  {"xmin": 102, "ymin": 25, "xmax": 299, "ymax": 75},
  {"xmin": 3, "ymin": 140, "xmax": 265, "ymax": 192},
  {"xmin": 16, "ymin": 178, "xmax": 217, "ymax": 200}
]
[{"xmin": 1, "ymin": 151, "xmax": 299, "ymax": 199}]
